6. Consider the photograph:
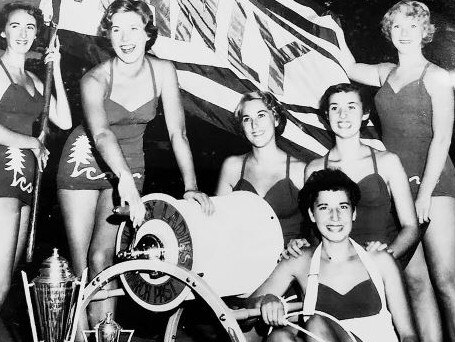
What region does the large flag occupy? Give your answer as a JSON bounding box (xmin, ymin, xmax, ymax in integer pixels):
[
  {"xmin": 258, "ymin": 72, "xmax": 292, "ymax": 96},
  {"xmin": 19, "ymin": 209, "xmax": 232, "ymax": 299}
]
[{"xmin": 34, "ymin": 0, "xmax": 382, "ymax": 162}]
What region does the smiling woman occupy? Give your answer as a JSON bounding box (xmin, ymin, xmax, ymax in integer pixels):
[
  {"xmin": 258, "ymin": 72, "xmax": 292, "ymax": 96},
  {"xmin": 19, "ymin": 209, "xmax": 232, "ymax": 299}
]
[
  {"xmin": 216, "ymin": 91, "xmax": 306, "ymax": 247},
  {"xmin": 0, "ymin": 1, "xmax": 71, "ymax": 340},
  {"xmin": 55, "ymin": 0, "xmax": 213, "ymax": 340},
  {"xmin": 340, "ymin": 1, "xmax": 455, "ymax": 340},
  {"xmin": 249, "ymin": 169, "xmax": 417, "ymax": 342}
]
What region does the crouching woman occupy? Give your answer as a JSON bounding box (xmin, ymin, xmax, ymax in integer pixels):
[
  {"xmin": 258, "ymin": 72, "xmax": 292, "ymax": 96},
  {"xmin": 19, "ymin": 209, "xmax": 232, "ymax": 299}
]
[{"xmin": 248, "ymin": 169, "xmax": 417, "ymax": 342}]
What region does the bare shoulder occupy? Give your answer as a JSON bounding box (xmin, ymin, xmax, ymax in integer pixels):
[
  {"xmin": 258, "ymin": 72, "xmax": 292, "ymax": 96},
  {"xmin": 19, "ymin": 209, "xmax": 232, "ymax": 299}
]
[
  {"xmin": 280, "ymin": 245, "xmax": 315, "ymax": 271},
  {"xmin": 424, "ymin": 63, "xmax": 451, "ymax": 89},
  {"xmin": 80, "ymin": 61, "xmax": 110, "ymax": 92},
  {"xmin": 374, "ymin": 149, "xmax": 400, "ymax": 167},
  {"xmin": 147, "ymin": 55, "xmax": 175, "ymax": 74},
  {"xmin": 304, "ymin": 157, "xmax": 324, "ymax": 179},
  {"xmin": 222, "ymin": 154, "xmax": 244, "ymax": 171},
  {"xmin": 378, "ymin": 62, "xmax": 396, "ymax": 83},
  {"xmin": 289, "ymin": 156, "xmax": 306, "ymax": 189},
  {"xmin": 367, "ymin": 249, "xmax": 398, "ymax": 275}
]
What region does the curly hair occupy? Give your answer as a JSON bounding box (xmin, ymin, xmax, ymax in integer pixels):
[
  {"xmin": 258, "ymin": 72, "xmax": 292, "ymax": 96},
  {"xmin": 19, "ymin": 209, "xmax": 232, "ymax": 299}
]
[
  {"xmin": 99, "ymin": 0, "xmax": 158, "ymax": 51},
  {"xmin": 233, "ymin": 91, "xmax": 287, "ymax": 137},
  {"xmin": 299, "ymin": 168, "xmax": 361, "ymax": 214},
  {"xmin": 319, "ymin": 82, "xmax": 371, "ymax": 127},
  {"xmin": 381, "ymin": 1, "xmax": 435, "ymax": 45},
  {"xmin": 0, "ymin": 2, "xmax": 44, "ymax": 37}
]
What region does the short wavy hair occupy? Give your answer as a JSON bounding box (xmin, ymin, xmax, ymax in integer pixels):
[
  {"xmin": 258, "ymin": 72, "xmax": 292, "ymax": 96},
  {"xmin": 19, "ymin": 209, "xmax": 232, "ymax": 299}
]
[
  {"xmin": 100, "ymin": 0, "xmax": 158, "ymax": 51},
  {"xmin": 381, "ymin": 1, "xmax": 435, "ymax": 45},
  {"xmin": 233, "ymin": 91, "xmax": 287, "ymax": 137},
  {"xmin": 0, "ymin": 2, "xmax": 44, "ymax": 36},
  {"xmin": 319, "ymin": 83, "xmax": 371, "ymax": 127},
  {"xmin": 299, "ymin": 168, "xmax": 361, "ymax": 214}
]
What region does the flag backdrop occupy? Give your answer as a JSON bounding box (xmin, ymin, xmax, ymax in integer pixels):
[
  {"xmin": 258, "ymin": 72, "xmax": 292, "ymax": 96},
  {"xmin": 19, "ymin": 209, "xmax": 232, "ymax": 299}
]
[{"xmin": 28, "ymin": 0, "xmax": 383, "ymax": 162}]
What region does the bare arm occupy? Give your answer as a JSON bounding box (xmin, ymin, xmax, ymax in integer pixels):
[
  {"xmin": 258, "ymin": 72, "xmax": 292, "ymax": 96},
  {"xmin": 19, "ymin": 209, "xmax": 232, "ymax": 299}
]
[
  {"xmin": 31, "ymin": 37, "xmax": 71, "ymax": 130},
  {"xmin": 381, "ymin": 152, "xmax": 419, "ymax": 258},
  {"xmin": 215, "ymin": 156, "xmax": 241, "ymax": 196},
  {"xmin": 374, "ymin": 252, "xmax": 418, "ymax": 341},
  {"xmin": 80, "ymin": 68, "xmax": 145, "ymax": 226},
  {"xmin": 160, "ymin": 60, "xmax": 213, "ymax": 213},
  {"xmin": 415, "ymin": 67, "xmax": 454, "ymax": 222}
]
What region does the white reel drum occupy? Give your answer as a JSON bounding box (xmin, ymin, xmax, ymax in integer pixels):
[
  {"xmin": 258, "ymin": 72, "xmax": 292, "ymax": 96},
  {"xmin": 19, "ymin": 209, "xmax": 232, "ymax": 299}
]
[{"xmin": 115, "ymin": 191, "xmax": 283, "ymax": 312}]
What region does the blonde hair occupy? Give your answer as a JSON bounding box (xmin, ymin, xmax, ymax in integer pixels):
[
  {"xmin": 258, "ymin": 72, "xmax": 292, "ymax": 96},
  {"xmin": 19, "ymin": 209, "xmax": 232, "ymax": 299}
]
[{"xmin": 381, "ymin": 1, "xmax": 435, "ymax": 45}]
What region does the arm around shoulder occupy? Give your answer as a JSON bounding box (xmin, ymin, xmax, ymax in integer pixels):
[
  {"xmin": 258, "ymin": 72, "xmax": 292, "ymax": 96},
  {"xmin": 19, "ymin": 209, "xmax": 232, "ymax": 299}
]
[{"xmin": 215, "ymin": 155, "xmax": 242, "ymax": 196}]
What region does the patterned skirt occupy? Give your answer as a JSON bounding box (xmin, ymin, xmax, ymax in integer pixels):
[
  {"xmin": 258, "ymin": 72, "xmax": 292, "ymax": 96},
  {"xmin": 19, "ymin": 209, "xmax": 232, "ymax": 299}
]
[
  {"xmin": 0, "ymin": 144, "xmax": 35, "ymax": 206},
  {"xmin": 57, "ymin": 126, "xmax": 144, "ymax": 192}
]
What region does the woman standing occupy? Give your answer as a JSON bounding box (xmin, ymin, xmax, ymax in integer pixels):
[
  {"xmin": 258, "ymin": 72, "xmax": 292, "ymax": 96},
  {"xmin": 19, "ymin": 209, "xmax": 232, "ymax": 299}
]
[
  {"xmin": 0, "ymin": 0, "xmax": 71, "ymax": 337},
  {"xmin": 341, "ymin": 1, "xmax": 455, "ymax": 340},
  {"xmin": 216, "ymin": 91, "xmax": 306, "ymax": 246},
  {"xmin": 57, "ymin": 0, "xmax": 212, "ymax": 334}
]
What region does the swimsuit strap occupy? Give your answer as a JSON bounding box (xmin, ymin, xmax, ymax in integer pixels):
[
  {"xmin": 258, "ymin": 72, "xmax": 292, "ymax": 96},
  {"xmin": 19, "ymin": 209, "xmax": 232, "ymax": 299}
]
[
  {"xmin": 106, "ymin": 58, "xmax": 114, "ymax": 99},
  {"xmin": 302, "ymin": 244, "xmax": 321, "ymax": 317},
  {"xmin": 369, "ymin": 146, "xmax": 378, "ymax": 174},
  {"xmin": 419, "ymin": 62, "xmax": 431, "ymax": 82},
  {"xmin": 383, "ymin": 66, "xmax": 397, "ymax": 85},
  {"xmin": 0, "ymin": 59, "xmax": 14, "ymax": 84},
  {"xmin": 145, "ymin": 56, "xmax": 158, "ymax": 96},
  {"xmin": 240, "ymin": 154, "xmax": 249, "ymax": 179},
  {"xmin": 285, "ymin": 154, "xmax": 291, "ymax": 178},
  {"xmin": 324, "ymin": 152, "xmax": 329, "ymax": 169}
]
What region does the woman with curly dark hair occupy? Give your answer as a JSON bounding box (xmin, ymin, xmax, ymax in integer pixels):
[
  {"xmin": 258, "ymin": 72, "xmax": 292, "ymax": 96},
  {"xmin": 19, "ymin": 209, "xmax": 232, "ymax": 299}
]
[
  {"xmin": 0, "ymin": 1, "xmax": 71, "ymax": 339},
  {"xmin": 216, "ymin": 91, "xmax": 306, "ymax": 246},
  {"xmin": 57, "ymin": 0, "xmax": 212, "ymax": 336}
]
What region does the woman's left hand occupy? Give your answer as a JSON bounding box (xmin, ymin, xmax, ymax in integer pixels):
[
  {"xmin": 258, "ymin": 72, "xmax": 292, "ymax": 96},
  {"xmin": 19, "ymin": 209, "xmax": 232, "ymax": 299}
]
[
  {"xmin": 44, "ymin": 35, "xmax": 61, "ymax": 66},
  {"xmin": 415, "ymin": 193, "xmax": 432, "ymax": 224},
  {"xmin": 183, "ymin": 190, "xmax": 215, "ymax": 215}
]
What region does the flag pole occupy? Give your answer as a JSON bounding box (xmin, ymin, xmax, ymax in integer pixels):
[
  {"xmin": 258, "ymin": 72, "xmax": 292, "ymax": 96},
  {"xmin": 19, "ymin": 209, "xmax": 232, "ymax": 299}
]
[{"xmin": 26, "ymin": 22, "xmax": 59, "ymax": 263}]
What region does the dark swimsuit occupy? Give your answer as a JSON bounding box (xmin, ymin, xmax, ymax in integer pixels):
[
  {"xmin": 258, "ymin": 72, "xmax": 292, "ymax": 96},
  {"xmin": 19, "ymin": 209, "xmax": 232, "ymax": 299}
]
[
  {"xmin": 57, "ymin": 57, "xmax": 158, "ymax": 191},
  {"xmin": 324, "ymin": 147, "xmax": 398, "ymax": 246},
  {"xmin": 0, "ymin": 59, "xmax": 44, "ymax": 205},
  {"xmin": 375, "ymin": 62, "xmax": 455, "ymax": 199},
  {"xmin": 233, "ymin": 154, "xmax": 303, "ymax": 246}
]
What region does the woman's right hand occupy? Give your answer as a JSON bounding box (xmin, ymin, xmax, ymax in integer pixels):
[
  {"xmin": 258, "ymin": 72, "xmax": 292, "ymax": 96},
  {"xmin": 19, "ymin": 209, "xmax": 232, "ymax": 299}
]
[
  {"xmin": 31, "ymin": 136, "xmax": 50, "ymax": 172},
  {"xmin": 260, "ymin": 294, "xmax": 286, "ymax": 326},
  {"xmin": 118, "ymin": 172, "xmax": 146, "ymax": 228},
  {"xmin": 280, "ymin": 238, "xmax": 310, "ymax": 260}
]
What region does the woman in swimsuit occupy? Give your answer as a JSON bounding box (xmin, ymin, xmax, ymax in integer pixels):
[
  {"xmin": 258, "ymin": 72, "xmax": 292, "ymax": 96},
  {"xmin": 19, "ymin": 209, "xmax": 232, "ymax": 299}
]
[
  {"xmin": 250, "ymin": 169, "xmax": 417, "ymax": 342},
  {"xmin": 0, "ymin": 2, "xmax": 71, "ymax": 339},
  {"xmin": 340, "ymin": 1, "xmax": 455, "ymax": 340},
  {"xmin": 57, "ymin": 0, "xmax": 212, "ymax": 337},
  {"xmin": 286, "ymin": 83, "xmax": 419, "ymax": 262},
  {"xmin": 216, "ymin": 91, "xmax": 306, "ymax": 246}
]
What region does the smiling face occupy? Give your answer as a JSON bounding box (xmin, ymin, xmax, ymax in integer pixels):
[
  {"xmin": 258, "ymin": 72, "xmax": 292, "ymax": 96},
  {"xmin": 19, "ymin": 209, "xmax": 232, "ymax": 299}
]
[
  {"xmin": 390, "ymin": 12, "xmax": 426, "ymax": 53},
  {"xmin": 309, "ymin": 190, "xmax": 356, "ymax": 243},
  {"xmin": 109, "ymin": 11, "xmax": 149, "ymax": 64},
  {"xmin": 1, "ymin": 9, "xmax": 37, "ymax": 55},
  {"xmin": 327, "ymin": 91, "xmax": 368, "ymax": 139},
  {"xmin": 240, "ymin": 98, "xmax": 277, "ymax": 148}
]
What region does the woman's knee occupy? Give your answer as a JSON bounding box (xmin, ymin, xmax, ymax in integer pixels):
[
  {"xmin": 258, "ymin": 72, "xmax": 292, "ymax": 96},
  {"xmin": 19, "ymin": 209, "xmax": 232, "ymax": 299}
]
[
  {"xmin": 267, "ymin": 328, "xmax": 297, "ymax": 342},
  {"xmin": 88, "ymin": 249, "xmax": 114, "ymax": 272}
]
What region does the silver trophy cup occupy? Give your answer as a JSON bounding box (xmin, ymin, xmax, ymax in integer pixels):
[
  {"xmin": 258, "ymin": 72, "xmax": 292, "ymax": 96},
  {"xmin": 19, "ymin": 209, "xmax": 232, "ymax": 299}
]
[
  {"xmin": 22, "ymin": 248, "xmax": 86, "ymax": 342},
  {"xmin": 83, "ymin": 312, "xmax": 134, "ymax": 342}
]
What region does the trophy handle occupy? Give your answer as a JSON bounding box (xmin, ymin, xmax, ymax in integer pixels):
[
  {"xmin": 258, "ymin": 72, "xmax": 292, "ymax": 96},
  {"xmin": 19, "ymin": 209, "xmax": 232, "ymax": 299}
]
[
  {"xmin": 82, "ymin": 330, "xmax": 96, "ymax": 342},
  {"xmin": 122, "ymin": 330, "xmax": 135, "ymax": 342},
  {"xmin": 21, "ymin": 271, "xmax": 39, "ymax": 342}
]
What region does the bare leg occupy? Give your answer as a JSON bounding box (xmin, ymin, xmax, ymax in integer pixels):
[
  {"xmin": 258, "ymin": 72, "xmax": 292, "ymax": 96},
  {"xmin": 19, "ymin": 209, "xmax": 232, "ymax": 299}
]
[
  {"xmin": 404, "ymin": 243, "xmax": 442, "ymax": 342},
  {"xmin": 423, "ymin": 196, "xmax": 455, "ymax": 341},
  {"xmin": 304, "ymin": 315, "xmax": 354, "ymax": 342},
  {"xmin": 87, "ymin": 188, "xmax": 119, "ymax": 327},
  {"xmin": 13, "ymin": 205, "xmax": 31, "ymax": 271},
  {"xmin": 58, "ymin": 189, "xmax": 99, "ymax": 342},
  {"xmin": 0, "ymin": 198, "xmax": 22, "ymax": 307},
  {"xmin": 267, "ymin": 326, "xmax": 302, "ymax": 342}
]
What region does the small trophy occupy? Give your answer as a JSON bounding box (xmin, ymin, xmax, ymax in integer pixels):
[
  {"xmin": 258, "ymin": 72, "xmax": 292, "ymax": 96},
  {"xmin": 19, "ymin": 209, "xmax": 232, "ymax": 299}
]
[
  {"xmin": 22, "ymin": 248, "xmax": 87, "ymax": 342},
  {"xmin": 83, "ymin": 312, "xmax": 134, "ymax": 342}
]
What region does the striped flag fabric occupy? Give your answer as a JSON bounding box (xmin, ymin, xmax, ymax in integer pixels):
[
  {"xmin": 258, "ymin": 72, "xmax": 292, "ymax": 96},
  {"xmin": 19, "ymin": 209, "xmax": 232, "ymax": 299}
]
[{"xmin": 32, "ymin": 0, "xmax": 383, "ymax": 162}]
